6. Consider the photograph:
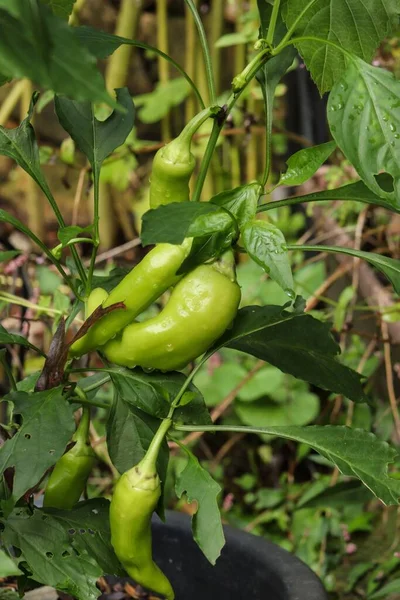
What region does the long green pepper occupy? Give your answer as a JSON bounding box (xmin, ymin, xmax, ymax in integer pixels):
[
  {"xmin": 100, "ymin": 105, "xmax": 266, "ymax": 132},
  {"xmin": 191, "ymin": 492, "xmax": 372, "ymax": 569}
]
[
  {"xmin": 149, "ymin": 107, "xmax": 213, "ymax": 208},
  {"xmin": 110, "ymin": 419, "xmax": 174, "ymax": 599},
  {"xmin": 44, "ymin": 407, "xmax": 95, "ymax": 510}
]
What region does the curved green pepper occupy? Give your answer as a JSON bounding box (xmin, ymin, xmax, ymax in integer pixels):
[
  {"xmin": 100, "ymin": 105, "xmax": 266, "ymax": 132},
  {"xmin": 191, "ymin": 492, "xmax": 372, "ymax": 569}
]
[
  {"xmin": 110, "ymin": 420, "xmax": 174, "ymax": 599},
  {"xmin": 43, "ymin": 407, "xmax": 95, "ymax": 510},
  {"xmin": 149, "ymin": 108, "xmax": 212, "ymax": 209},
  {"xmin": 103, "ymin": 252, "xmax": 241, "ymax": 371},
  {"xmin": 70, "ymin": 239, "xmax": 192, "ymax": 357}
]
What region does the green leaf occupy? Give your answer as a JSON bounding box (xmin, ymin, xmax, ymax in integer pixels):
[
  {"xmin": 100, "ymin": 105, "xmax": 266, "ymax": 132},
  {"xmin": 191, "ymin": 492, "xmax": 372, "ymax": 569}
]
[
  {"xmin": 54, "ymin": 88, "xmax": 135, "ymax": 174},
  {"xmin": 213, "ymin": 305, "xmax": 368, "ymax": 403},
  {"xmin": 177, "ymin": 229, "xmax": 238, "ymax": 274},
  {"xmin": 136, "ymin": 78, "xmax": 190, "ymax": 123},
  {"xmin": 106, "ymin": 393, "xmax": 168, "ymax": 479},
  {"xmin": 293, "ymin": 244, "xmax": 400, "ymax": 295},
  {"xmin": 0, "ymin": 250, "xmax": 20, "ymax": 262},
  {"xmin": 57, "ymin": 224, "xmax": 93, "ymax": 246},
  {"xmin": 41, "ymin": 0, "xmax": 76, "ymax": 19},
  {"xmin": 282, "ymin": 0, "xmax": 399, "ymax": 94},
  {"xmin": 44, "ymin": 498, "xmax": 124, "ymax": 576},
  {"xmin": 0, "ymin": 1, "xmax": 116, "ymax": 107},
  {"xmin": 141, "ymin": 202, "xmax": 235, "ymax": 246},
  {"xmin": 0, "ymin": 387, "xmax": 75, "ymax": 511},
  {"xmin": 176, "ymin": 424, "xmax": 400, "ymax": 505},
  {"xmin": 0, "ymin": 324, "xmax": 45, "ymax": 356},
  {"xmin": 210, "ymin": 183, "xmax": 261, "ymax": 228},
  {"xmin": 1, "ymin": 508, "xmax": 102, "ymax": 600},
  {"xmin": 242, "ymin": 220, "xmax": 294, "ymax": 296},
  {"xmin": 74, "ymin": 26, "xmax": 204, "ymax": 109},
  {"xmin": 279, "ymin": 141, "xmax": 336, "ymax": 186},
  {"xmin": 266, "ymin": 175, "xmax": 400, "ymax": 213},
  {"xmin": 369, "ymin": 579, "xmax": 400, "ymax": 599},
  {"xmin": 328, "ymin": 57, "xmax": 400, "ymax": 207},
  {"xmin": 107, "ymin": 366, "xmax": 210, "ymax": 424},
  {"xmin": 175, "ymin": 445, "xmax": 224, "ymax": 564},
  {"xmin": 0, "ymin": 549, "xmax": 22, "ymax": 577},
  {"xmin": 0, "ymin": 93, "xmax": 54, "ymax": 200}
]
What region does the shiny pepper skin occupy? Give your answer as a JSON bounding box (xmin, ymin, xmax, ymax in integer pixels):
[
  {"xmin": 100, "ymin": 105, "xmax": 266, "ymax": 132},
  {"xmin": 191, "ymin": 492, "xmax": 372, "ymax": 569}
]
[
  {"xmin": 103, "ymin": 253, "xmax": 241, "ymax": 371},
  {"xmin": 43, "ymin": 409, "xmax": 95, "ymax": 510},
  {"xmin": 70, "ymin": 240, "xmax": 192, "ymax": 357},
  {"xmin": 149, "ymin": 145, "xmax": 195, "ymax": 208},
  {"xmin": 149, "ymin": 107, "xmax": 211, "ymax": 209},
  {"xmin": 110, "ymin": 456, "xmax": 174, "ymax": 600}
]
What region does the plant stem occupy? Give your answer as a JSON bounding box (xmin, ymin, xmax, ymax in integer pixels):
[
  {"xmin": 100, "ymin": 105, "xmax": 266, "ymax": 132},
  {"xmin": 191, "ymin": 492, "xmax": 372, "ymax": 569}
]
[
  {"xmin": 73, "ymin": 405, "xmax": 91, "ymax": 443},
  {"xmin": 192, "ymin": 119, "xmax": 221, "ymax": 202},
  {"xmin": 266, "ymin": 0, "xmax": 281, "ymax": 45},
  {"xmin": 70, "ymin": 394, "xmax": 111, "ymax": 410},
  {"xmin": 185, "ymin": 0, "xmax": 198, "ymax": 121},
  {"xmin": 193, "ymin": 47, "xmax": 271, "ymax": 202},
  {"xmin": 0, "ymin": 350, "xmax": 17, "ymax": 391},
  {"xmin": 105, "ymin": 0, "xmax": 142, "ymax": 92},
  {"xmin": 80, "ymin": 375, "xmax": 111, "ymax": 393},
  {"xmin": 157, "ymin": 0, "xmax": 171, "ymax": 141},
  {"xmin": 86, "ymin": 168, "xmax": 101, "ymax": 295},
  {"xmin": 0, "ymin": 291, "xmax": 65, "ymax": 317},
  {"xmin": 143, "ymin": 417, "xmax": 172, "ymax": 468},
  {"xmin": 185, "ymin": 0, "xmax": 217, "ymax": 105}
]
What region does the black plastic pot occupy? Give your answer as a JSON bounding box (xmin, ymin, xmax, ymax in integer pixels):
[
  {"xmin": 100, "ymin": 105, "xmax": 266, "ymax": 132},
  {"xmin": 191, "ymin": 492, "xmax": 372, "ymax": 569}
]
[{"xmin": 150, "ymin": 511, "xmax": 328, "ymax": 600}]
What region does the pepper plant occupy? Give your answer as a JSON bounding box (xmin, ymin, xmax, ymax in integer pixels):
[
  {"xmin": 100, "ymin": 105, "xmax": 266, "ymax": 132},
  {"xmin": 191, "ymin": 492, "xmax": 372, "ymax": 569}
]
[{"xmin": 1, "ymin": 0, "xmax": 400, "ymax": 598}]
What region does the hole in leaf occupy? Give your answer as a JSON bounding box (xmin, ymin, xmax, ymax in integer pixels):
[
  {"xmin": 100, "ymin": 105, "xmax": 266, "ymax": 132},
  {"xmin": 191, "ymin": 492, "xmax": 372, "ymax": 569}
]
[
  {"xmin": 62, "ymin": 550, "xmax": 71, "ymax": 558},
  {"xmin": 79, "ymin": 528, "xmax": 86, "ymax": 534},
  {"xmin": 68, "ymin": 528, "xmax": 76, "ymax": 535},
  {"xmin": 24, "ymin": 433, "xmax": 31, "ymax": 439},
  {"xmin": 92, "ymin": 509, "xmax": 98, "ymax": 514},
  {"xmin": 73, "ymin": 548, "xmax": 80, "ymax": 556},
  {"xmin": 88, "ymin": 528, "xmax": 95, "ymax": 535},
  {"xmin": 14, "ymin": 548, "xmax": 22, "ymax": 558},
  {"xmin": 46, "ymin": 552, "xmax": 54, "ymax": 559},
  {"xmin": 49, "ymin": 449, "xmax": 55, "ymax": 455},
  {"xmin": 375, "ymin": 172, "xmax": 394, "ymax": 193}
]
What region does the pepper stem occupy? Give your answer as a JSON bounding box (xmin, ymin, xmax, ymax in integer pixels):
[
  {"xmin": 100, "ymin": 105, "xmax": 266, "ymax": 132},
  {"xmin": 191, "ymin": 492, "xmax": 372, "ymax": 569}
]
[
  {"xmin": 162, "ymin": 106, "xmax": 217, "ymax": 164},
  {"xmin": 140, "ymin": 418, "xmax": 172, "ymax": 472},
  {"xmin": 72, "ymin": 406, "xmax": 91, "ymax": 445},
  {"xmin": 212, "ymin": 250, "xmax": 237, "ymax": 282}
]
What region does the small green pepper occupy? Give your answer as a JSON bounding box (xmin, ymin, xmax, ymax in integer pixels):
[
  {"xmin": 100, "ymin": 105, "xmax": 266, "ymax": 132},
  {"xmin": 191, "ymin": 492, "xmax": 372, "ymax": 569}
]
[
  {"xmin": 43, "ymin": 407, "xmax": 95, "ymax": 510},
  {"xmin": 70, "ymin": 239, "xmax": 192, "ymax": 357},
  {"xmin": 103, "ymin": 251, "xmax": 241, "ymax": 371},
  {"xmin": 149, "ymin": 108, "xmax": 212, "ymax": 209},
  {"xmin": 110, "ymin": 420, "xmax": 174, "ymax": 599}
]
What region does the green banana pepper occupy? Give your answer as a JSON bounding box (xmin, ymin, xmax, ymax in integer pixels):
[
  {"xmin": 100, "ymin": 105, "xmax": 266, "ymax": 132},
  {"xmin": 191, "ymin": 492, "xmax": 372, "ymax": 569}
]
[
  {"xmin": 70, "ymin": 239, "xmax": 192, "ymax": 357},
  {"xmin": 103, "ymin": 251, "xmax": 241, "ymax": 371},
  {"xmin": 110, "ymin": 420, "xmax": 174, "ymax": 599},
  {"xmin": 149, "ymin": 108, "xmax": 212, "ymax": 209},
  {"xmin": 43, "ymin": 407, "xmax": 95, "ymax": 510}
]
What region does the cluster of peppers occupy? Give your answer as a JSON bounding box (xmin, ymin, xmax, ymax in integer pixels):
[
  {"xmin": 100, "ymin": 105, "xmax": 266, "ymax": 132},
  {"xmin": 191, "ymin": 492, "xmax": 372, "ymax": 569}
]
[{"xmin": 44, "ymin": 110, "xmax": 242, "ymax": 599}]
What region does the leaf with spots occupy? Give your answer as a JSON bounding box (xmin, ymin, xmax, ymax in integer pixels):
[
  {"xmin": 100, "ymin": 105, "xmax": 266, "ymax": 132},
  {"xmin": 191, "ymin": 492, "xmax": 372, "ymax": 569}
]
[
  {"xmin": 44, "ymin": 498, "xmax": 124, "ymax": 576},
  {"xmin": 0, "ymin": 387, "xmax": 75, "ymax": 513},
  {"xmin": 1, "ymin": 507, "xmax": 101, "ymax": 600},
  {"xmin": 328, "ymin": 56, "xmax": 400, "ymax": 210}
]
